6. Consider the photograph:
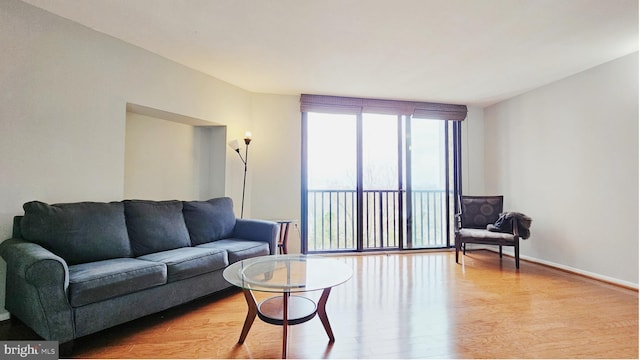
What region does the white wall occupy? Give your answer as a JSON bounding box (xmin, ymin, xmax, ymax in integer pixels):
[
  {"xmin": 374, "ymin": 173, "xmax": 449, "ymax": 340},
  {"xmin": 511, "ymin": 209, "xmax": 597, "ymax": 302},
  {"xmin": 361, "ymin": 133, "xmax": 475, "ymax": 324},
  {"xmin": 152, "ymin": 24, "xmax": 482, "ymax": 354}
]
[
  {"xmin": 124, "ymin": 112, "xmax": 227, "ymax": 200},
  {"xmin": 462, "ymin": 106, "xmax": 486, "ymax": 194},
  {"xmin": 484, "ymin": 52, "xmax": 639, "ymax": 286},
  {"xmin": 249, "ymin": 93, "xmax": 303, "ymax": 253},
  {"xmin": 0, "ymin": 0, "xmax": 253, "ymax": 318}
]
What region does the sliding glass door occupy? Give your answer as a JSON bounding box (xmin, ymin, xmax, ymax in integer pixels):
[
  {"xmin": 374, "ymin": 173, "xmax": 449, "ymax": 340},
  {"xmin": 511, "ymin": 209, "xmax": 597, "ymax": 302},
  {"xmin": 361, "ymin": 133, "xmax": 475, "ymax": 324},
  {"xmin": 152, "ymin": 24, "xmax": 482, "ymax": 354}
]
[
  {"xmin": 303, "ymin": 111, "xmax": 460, "ymax": 253},
  {"xmin": 405, "ymin": 118, "xmax": 455, "ymax": 249},
  {"xmin": 362, "ymin": 113, "xmax": 402, "ymax": 250},
  {"xmin": 305, "ymin": 113, "xmax": 358, "ymax": 252}
]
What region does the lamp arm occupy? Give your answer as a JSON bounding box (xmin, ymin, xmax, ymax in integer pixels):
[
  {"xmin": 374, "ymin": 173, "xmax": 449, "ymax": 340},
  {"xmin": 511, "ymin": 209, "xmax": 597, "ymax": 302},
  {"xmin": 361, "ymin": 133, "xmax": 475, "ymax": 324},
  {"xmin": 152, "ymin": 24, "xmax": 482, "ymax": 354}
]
[{"xmin": 235, "ymin": 149, "xmax": 247, "ymax": 165}]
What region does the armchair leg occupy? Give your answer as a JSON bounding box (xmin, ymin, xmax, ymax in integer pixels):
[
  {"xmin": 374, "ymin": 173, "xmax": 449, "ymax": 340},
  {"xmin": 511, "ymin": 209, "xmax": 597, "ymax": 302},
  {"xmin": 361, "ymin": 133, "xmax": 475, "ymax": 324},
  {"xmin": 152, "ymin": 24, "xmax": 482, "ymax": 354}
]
[
  {"xmin": 455, "ymin": 238, "xmax": 460, "ymax": 263},
  {"xmin": 515, "ymin": 239, "xmax": 520, "ymax": 269},
  {"xmin": 499, "ymin": 245, "xmax": 503, "ymax": 258}
]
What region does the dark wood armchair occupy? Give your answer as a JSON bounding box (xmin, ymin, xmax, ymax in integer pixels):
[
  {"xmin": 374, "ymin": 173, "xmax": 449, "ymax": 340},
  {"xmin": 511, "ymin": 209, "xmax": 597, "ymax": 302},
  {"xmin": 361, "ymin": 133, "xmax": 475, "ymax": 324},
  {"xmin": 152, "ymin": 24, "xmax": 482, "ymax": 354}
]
[{"xmin": 454, "ymin": 195, "xmax": 520, "ymax": 269}]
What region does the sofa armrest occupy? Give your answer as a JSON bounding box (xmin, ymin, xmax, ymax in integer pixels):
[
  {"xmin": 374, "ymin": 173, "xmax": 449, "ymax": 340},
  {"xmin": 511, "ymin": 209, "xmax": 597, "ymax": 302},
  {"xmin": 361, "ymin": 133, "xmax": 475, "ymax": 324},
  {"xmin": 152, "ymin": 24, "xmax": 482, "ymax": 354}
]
[
  {"xmin": 232, "ymin": 219, "xmax": 279, "ymax": 255},
  {"xmin": 0, "ymin": 238, "xmax": 70, "ymax": 288},
  {"xmin": 0, "ymin": 238, "xmax": 75, "ymax": 342}
]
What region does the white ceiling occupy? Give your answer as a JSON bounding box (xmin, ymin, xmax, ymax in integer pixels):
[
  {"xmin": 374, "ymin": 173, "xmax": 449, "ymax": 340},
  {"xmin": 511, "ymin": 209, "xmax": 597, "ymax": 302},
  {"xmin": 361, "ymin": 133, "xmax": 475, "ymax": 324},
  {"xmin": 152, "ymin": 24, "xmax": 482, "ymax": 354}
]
[{"xmin": 21, "ymin": 0, "xmax": 639, "ymax": 107}]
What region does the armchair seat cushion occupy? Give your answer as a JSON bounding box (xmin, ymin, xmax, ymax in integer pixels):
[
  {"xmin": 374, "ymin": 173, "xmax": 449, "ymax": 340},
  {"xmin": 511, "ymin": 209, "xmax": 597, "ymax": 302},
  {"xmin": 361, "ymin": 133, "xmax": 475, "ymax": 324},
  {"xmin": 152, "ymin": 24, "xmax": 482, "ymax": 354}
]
[
  {"xmin": 458, "ymin": 228, "xmax": 515, "ymax": 242},
  {"xmin": 69, "ymin": 258, "xmax": 166, "ymax": 307},
  {"xmin": 138, "ymin": 247, "xmax": 228, "ymax": 283},
  {"xmin": 197, "ymin": 239, "xmax": 270, "ymax": 264}
]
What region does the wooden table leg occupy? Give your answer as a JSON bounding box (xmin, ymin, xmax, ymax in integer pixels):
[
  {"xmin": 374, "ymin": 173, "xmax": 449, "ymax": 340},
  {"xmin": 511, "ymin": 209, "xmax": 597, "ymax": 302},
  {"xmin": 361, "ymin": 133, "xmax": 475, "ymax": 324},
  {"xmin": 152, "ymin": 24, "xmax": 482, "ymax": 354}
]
[
  {"xmin": 278, "ymin": 222, "xmax": 291, "ymax": 254},
  {"xmin": 239, "ymin": 289, "xmax": 258, "ymax": 344},
  {"xmin": 282, "ymin": 292, "xmax": 289, "ymax": 359},
  {"xmin": 317, "ymin": 287, "xmax": 335, "ymax": 342}
]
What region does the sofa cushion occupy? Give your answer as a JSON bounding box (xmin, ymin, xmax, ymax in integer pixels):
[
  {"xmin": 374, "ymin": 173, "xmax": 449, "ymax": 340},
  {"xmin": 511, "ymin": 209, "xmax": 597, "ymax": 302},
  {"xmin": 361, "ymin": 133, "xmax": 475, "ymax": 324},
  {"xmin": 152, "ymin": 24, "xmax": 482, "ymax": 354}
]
[
  {"xmin": 197, "ymin": 239, "xmax": 270, "ymax": 264},
  {"xmin": 124, "ymin": 200, "xmax": 191, "ymax": 256},
  {"xmin": 137, "ymin": 247, "xmax": 228, "ymax": 283},
  {"xmin": 182, "ymin": 197, "xmax": 236, "ymax": 246},
  {"xmin": 68, "ymin": 258, "xmax": 167, "ymax": 307},
  {"xmin": 20, "ymin": 201, "xmax": 132, "ymax": 265}
]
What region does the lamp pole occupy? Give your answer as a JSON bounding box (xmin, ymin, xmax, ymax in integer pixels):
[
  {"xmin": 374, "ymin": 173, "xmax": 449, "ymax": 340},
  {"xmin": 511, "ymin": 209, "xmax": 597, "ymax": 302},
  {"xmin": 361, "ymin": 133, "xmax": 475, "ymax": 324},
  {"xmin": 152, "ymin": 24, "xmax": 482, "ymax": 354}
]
[
  {"xmin": 229, "ymin": 132, "xmax": 252, "ymax": 218},
  {"xmin": 240, "ymin": 134, "xmax": 251, "ymax": 218}
]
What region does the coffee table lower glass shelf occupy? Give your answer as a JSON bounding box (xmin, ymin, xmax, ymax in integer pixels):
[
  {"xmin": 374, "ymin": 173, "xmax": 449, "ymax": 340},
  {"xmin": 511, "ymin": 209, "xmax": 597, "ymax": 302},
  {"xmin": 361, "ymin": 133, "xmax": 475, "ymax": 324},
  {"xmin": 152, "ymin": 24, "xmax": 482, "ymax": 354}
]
[
  {"xmin": 258, "ymin": 295, "xmax": 316, "ymax": 325},
  {"xmin": 223, "ymin": 254, "xmax": 353, "ymax": 359}
]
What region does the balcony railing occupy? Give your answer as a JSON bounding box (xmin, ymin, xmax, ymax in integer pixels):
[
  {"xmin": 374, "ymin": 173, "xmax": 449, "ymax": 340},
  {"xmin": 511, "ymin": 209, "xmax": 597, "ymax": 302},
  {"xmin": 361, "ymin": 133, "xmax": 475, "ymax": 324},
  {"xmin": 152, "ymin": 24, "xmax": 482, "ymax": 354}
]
[{"xmin": 307, "ymin": 189, "xmax": 451, "ymax": 252}]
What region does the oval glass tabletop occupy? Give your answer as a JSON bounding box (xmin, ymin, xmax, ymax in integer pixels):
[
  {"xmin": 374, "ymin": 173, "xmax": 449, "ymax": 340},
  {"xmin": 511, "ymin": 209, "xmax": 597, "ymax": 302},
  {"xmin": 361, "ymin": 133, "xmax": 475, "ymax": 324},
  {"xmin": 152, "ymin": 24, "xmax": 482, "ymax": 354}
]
[{"xmin": 223, "ymin": 254, "xmax": 353, "ymax": 293}]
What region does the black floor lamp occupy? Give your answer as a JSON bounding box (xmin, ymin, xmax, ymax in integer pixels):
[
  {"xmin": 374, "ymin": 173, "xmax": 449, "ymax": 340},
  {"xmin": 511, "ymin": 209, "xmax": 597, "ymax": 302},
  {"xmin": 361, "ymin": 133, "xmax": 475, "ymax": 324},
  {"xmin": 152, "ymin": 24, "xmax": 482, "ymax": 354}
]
[{"xmin": 228, "ymin": 132, "xmax": 252, "ymax": 218}]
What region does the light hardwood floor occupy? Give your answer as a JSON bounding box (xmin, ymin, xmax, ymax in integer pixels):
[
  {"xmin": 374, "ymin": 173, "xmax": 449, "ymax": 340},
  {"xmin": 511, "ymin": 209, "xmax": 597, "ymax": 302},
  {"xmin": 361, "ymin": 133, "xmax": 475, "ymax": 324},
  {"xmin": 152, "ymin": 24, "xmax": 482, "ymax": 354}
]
[{"xmin": 3, "ymin": 250, "xmax": 638, "ymax": 358}]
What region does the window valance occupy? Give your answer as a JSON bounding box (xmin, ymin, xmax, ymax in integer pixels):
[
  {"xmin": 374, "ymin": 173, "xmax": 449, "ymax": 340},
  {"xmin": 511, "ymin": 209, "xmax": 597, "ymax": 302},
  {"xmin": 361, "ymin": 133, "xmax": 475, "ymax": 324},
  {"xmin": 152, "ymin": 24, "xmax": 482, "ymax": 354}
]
[{"xmin": 300, "ymin": 94, "xmax": 467, "ymax": 121}]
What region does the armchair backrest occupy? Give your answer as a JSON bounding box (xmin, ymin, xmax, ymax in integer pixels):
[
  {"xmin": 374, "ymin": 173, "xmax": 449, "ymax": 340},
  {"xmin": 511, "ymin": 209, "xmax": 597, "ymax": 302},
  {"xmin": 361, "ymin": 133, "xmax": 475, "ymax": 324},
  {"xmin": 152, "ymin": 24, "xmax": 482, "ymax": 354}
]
[{"xmin": 460, "ymin": 195, "xmax": 503, "ymax": 229}]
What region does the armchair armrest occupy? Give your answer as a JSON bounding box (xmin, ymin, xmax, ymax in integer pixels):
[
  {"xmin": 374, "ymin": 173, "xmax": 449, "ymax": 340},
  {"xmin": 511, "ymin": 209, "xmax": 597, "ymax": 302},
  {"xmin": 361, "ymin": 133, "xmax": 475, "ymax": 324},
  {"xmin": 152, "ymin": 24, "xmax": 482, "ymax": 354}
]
[
  {"xmin": 453, "ymin": 212, "xmax": 462, "ymax": 233},
  {"xmin": 232, "ymin": 219, "xmax": 279, "ymax": 255},
  {"xmin": 0, "ymin": 238, "xmax": 74, "ymax": 342},
  {"xmin": 512, "ymin": 217, "xmax": 520, "ymax": 237}
]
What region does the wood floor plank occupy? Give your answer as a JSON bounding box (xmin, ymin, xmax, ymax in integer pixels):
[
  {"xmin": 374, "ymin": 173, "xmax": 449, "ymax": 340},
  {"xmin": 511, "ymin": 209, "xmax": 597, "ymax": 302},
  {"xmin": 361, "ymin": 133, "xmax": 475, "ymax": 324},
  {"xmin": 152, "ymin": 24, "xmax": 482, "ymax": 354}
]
[{"xmin": 1, "ymin": 250, "xmax": 637, "ymax": 358}]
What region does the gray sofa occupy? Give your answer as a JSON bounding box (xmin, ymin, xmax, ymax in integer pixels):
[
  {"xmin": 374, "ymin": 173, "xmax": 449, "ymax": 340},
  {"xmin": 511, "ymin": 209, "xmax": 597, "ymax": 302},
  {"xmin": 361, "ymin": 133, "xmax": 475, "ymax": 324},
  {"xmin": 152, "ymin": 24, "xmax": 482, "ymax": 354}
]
[{"xmin": 0, "ymin": 197, "xmax": 278, "ymax": 347}]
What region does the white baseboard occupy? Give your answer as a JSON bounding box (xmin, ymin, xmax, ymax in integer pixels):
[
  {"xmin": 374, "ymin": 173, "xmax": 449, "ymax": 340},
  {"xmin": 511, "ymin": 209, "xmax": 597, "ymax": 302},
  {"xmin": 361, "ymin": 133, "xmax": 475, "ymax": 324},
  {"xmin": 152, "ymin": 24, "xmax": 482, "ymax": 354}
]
[
  {"xmin": 480, "ymin": 247, "xmax": 639, "ymax": 290},
  {"xmin": 520, "ymin": 254, "xmax": 638, "ymax": 290}
]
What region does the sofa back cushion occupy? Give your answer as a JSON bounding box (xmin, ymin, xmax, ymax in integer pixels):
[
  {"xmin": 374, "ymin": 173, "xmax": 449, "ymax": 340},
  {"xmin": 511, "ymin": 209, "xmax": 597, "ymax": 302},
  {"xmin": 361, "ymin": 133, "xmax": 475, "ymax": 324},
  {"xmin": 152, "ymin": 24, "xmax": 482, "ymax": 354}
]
[
  {"xmin": 20, "ymin": 201, "xmax": 133, "ymax": 265},
  {"xmin": 182, "ymin": 197, "xmax": 236, "ymax": 246},
  {"xmin": 124, "ymin": 200, "xmax": 191, "ymax": 256}
]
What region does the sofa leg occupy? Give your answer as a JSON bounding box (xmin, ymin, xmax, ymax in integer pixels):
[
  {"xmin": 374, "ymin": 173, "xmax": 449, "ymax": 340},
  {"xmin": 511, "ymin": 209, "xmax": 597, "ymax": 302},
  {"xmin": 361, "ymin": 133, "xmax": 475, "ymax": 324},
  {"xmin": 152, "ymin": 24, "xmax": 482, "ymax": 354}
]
[
  {"xmin": 515, "ymin": 240, "xmax": 520, "ymax": 269},
  {"xmin": 59, "ymin": 340, "xmax": 74, "ymax": 358}
]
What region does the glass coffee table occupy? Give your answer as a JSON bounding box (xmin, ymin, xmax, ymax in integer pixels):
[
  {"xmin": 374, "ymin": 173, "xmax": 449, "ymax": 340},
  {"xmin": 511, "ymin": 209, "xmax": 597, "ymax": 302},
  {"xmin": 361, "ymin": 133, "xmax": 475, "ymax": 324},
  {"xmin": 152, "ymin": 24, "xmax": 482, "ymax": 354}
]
[{"xmin": 223, "ymin": 254, "xmax": 353, "ymax": 358}]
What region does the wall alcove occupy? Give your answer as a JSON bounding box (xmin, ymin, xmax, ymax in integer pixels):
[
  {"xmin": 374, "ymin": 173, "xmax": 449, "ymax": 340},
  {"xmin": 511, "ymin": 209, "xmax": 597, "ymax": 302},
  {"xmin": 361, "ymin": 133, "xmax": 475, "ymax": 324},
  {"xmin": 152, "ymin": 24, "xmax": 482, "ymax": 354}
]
[{"xmin": 124, "ymin": 103, "xmax": 226, "ymax": 200}]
